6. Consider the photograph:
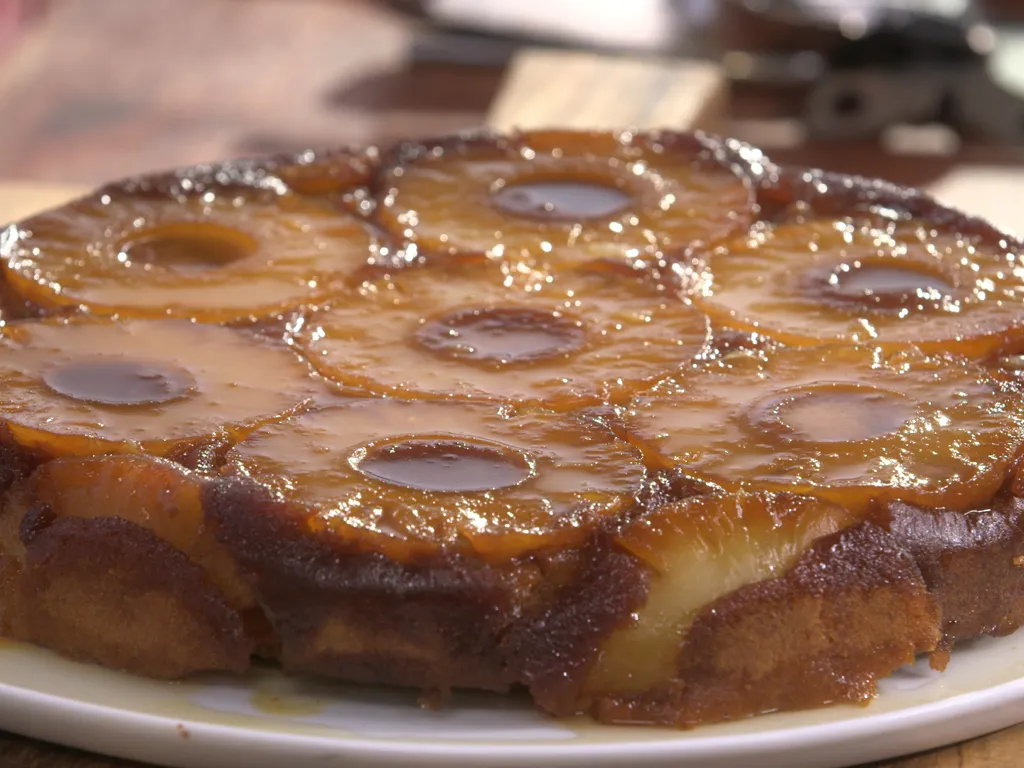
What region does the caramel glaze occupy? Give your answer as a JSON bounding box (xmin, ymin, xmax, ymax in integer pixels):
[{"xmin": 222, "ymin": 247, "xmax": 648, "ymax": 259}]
[
  {"xmin": 739, "ymin": 166, "xmax": 1024, "ymax": 359},
  {"xmin": 374, "ymin": 129, "xmax": 761, "ymax": 269},
  {"xmin": 2, "ymin": 130, "xmax": 1024, "ymax": 730},
  {"xmin": 2, "ymin": 154, "xmax": 385, "ymax": 323}
]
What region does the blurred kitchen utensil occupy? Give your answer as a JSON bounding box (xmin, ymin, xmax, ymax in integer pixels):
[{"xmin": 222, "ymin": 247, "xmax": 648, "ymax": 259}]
[
  {"xmin": 392, "ymin": 0, "xmax": 1024, "ymax": 144},
  {"xmin": 723, "ymin": 0, "xmax": 1024, "ymax": 143}
]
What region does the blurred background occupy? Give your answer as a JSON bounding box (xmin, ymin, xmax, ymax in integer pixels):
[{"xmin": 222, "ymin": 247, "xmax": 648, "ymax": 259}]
[{"xmin": 1, "ymin": 0, "xmax": 1024, "ymax": 187}]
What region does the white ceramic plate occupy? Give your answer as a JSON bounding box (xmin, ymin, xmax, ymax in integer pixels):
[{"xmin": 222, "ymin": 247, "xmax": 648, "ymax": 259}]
[{"xmin": 2, "ymin": 632, "xmax": 1024, "ymax": 768}]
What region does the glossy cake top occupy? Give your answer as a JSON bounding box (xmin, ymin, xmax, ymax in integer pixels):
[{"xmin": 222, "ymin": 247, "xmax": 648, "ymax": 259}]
[{"xmin": 1, "ymin": 128, "xmax": 1023, "ymax": 567}]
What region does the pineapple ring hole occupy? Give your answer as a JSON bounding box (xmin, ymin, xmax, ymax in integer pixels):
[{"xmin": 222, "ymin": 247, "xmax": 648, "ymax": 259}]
[
  {"xmin": 748, "ymin": 383, "xmax": 917, "ymax": 444},
  {"xmin": 413, "ymin": 306, "xmax": 588, "ymax": 366},
  {"xmin": 813, "ymin": 259, "xmax": 958, "ymax": 311},
  {"xmin": 491, "ymin": 179, "xmax": 631, "ymax": 221},
  {"xmin": 42, "ymin": 357, "xmax": 197, "ymax": 406},
  {"xmin": 118, "ymin": 223, "xmax": 258, "ymax": 272},
  {"xmin": 350, "ymin": 435, "xmax": 536, "ymax": 493}
]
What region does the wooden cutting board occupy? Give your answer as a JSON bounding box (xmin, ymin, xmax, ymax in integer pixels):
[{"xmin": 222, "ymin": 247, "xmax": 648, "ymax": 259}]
[{"xmin": 0, "ymin": 48, "xmax": 1022, "ymax": 768}]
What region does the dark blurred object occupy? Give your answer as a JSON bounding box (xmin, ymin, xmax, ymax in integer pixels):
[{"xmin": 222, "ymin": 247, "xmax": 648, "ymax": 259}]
[
  {"xmin": 391, "ymin": 0, "xmax": 1024, "ymax": 145},
  {"xmin": 721, "ymin": 0, "xmax": 1024, "ymax": 143},
  {"xmin": 381, "ymin": 0, "xmax": 430, "ymax": 19},
  {"xmin": 985, "ymin": 0, "xmax": 1024, "ymax": 22}
]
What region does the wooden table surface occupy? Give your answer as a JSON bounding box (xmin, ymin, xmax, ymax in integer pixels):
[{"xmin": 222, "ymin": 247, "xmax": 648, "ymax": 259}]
[{"xmin": 2, "ymin": 1, "xmax": 1024, "ymax": 766}]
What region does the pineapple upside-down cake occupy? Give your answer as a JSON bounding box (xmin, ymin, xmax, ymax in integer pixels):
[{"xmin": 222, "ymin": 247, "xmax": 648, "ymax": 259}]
[{"xmin": 1, "ymin": 129, "xmax": 1024, "ymax": 728}]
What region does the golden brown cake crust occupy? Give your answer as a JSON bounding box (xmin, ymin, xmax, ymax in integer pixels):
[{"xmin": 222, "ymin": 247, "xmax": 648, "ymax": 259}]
[
  {"xmin": 203, "ymin": 473, "xmax": 652, "ymax": 701},
  {"xmin": 204, "ymin": 476, "xmax": 525, "ymax": 692},
  {"xmin": 3, "ymin": 515, "xmax": 251, "ymax": 678},
  {"xmin": 888, "ymin": 498, "xmax": 1024, "ymax": 650},
  {"xmin": 0, "ymin": 129, "xmax": 1023, "ymax": 731}
]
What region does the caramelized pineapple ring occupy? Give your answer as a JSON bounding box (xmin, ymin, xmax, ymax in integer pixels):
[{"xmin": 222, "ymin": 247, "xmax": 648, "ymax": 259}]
[
  {"xmin": 226, "ymin": 399, "xmax": 646, "ymax": 560},
  {"xmin": 293, "ymin": 262, "xmax": 710, "ymax": 410},
  {"xmin": 1, "ymin": 179, "xmax": 376, "ymax": 321},
  {"xmin": 0, "ymin": 319, "xmax": 319, "ymax": 457},
  {"xmin": 624, "ymin": 345, "xmax": 1024, "ymax": 514},
  {"xmin": 270, "ymin": 146, "xmax": 377, "ymax": 205},
  {"xmin": 3, "ymin": 454, "xmax": 250, "ymax": 608},
  {"xmin": 377, "ymin": 130, "xmax": 755, "ymax": 268},
  {"xmin": 587, "ymin": 491, "xmax": 857, "ymax": 694},
  {"xmin": 695, "ymin": 218, "xmax": 1024, "ymax": 358}
]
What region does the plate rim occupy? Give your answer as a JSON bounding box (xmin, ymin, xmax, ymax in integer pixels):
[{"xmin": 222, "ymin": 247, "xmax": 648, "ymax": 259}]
[{"xmin": 3, "ymin": 659, "xmax": 1024, "ymax": 766}]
